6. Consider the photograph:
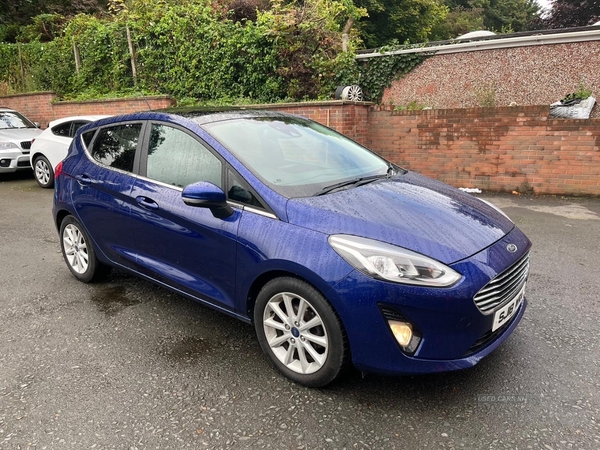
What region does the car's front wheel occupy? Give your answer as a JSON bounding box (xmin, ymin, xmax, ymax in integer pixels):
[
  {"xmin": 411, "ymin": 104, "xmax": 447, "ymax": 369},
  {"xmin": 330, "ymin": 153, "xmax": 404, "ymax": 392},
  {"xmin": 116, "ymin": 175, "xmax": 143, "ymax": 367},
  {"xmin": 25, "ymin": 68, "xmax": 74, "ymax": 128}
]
[
  {"xmin": 254, "ymin": 277, "xmax": 349, "ymax": 387},
  {"xmin": 33, "ymin": 155, "xmax": 54, "ymax": 188},
  {"xmin": 59, "ymin": 216, "xmax": 111, "ymax": 283}
]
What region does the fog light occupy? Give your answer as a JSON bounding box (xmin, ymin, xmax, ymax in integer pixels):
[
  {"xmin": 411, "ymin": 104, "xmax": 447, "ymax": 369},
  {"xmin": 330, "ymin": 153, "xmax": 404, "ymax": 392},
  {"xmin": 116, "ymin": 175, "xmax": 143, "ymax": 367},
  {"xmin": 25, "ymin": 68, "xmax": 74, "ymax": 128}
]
[
  {"xmin": 387, "ymin": 319, "xmax": 422, "ymax": 354},
  {"xmin": 389, "ymin": 320, "xmax": 413, "ymax": 346},
  {"xmin": 0, "ymin": 159, "xmax": 10, "ymax": 167}
]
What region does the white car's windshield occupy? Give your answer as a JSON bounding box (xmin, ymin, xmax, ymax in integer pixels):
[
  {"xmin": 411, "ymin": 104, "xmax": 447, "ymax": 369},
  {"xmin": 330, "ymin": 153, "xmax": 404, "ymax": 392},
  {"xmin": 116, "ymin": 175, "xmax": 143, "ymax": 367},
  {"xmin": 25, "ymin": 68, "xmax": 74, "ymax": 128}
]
[
  {"xmin": 204, "ymin": 116, "xmax": 391, "ymax": 198},
  {"xmin": 0, "ymin": 112, "xmax": 36, "ymax": 130}
]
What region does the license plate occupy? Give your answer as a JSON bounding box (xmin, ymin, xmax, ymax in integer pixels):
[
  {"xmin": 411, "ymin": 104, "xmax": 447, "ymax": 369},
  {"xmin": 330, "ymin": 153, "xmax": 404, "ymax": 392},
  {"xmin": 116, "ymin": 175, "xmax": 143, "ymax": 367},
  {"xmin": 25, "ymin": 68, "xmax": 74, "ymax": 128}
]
[{"xmin": 492, "ymin": 285, "xmax": 525, "ymax": 332}]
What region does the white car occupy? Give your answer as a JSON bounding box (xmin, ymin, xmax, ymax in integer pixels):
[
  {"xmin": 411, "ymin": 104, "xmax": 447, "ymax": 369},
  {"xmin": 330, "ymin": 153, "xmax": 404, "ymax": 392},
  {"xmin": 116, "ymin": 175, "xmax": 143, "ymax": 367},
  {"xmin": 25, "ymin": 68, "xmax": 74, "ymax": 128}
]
[
  {"xmin": 0, "ymin": 107, "xmax": 42, "ymax": 174},
  {"xmin": 30, "ymin": 115, "xmax": 110, "ymax": 188}
]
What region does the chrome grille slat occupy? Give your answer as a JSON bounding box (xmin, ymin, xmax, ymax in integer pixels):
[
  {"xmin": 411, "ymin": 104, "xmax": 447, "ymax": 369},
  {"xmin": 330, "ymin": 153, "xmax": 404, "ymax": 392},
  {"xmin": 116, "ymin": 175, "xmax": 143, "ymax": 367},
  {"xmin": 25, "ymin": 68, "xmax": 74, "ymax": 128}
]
[
  {"xmin": 482, "ymin": 256, "xmax": 529, "ymax": 290},
  {"xmin": 474, "ymin": 253, "xmax": 530, "ymax": 313},
  {"xmin": 475, "ymin": 270, "xmax": 528, "ymax": 304},
  {"xmin": 477, "ymin": 280, "xmax": 524, "ymax": 311}
]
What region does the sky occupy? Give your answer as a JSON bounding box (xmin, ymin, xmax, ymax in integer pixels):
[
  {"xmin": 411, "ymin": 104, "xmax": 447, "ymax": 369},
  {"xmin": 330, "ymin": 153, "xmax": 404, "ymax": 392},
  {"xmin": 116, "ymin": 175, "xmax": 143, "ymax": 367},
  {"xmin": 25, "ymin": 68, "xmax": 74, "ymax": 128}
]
[{"xmin": 536, "ymin": 0, "xmax": 551, "ymax": 12}]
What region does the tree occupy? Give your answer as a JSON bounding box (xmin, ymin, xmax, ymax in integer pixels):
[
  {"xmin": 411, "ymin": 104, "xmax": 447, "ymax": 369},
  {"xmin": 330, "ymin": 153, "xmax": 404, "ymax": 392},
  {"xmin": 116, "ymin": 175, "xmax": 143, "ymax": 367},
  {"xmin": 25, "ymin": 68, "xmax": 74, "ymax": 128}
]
[
  {"xmin": 0, "ymin": 0, "xmax": 108, "ymax": 42},
  {"xmin": 357, "ymin": 0, "xmax": 448, "ymax": 48},
  {"xmin": 473, "ymin": 0, "xmax": 540, "ymax": 32},
  {"xmin": 532, "ymin": 0, "xmax": 600, "ymax": 28},
  {"xmin": 430, "ymin": 6, "xmax": 484, "ymax": 40}
]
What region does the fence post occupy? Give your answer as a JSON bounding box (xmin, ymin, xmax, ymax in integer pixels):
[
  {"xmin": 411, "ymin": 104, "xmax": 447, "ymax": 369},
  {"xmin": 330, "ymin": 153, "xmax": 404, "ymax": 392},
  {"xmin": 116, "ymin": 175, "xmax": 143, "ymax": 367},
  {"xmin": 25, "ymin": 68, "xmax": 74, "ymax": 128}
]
[
  {"xmin": 73, "ymin": 41, "xmax": 81, "ymax": 74},
  {"xmin": 18, "ymin": 43, "xmax": 25, "ymax": 90},
  {"xmin": 126, "ymin": 25, "xmax": 138, "ymax": 86}
]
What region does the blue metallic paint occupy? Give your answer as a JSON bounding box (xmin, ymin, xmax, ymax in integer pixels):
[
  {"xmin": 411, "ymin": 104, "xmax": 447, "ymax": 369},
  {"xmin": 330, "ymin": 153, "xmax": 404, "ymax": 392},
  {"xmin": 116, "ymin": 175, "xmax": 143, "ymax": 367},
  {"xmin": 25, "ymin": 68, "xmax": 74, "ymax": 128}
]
[{"xmin": 53, "ymin": 111, "xmax": 531, "ymax": 377}]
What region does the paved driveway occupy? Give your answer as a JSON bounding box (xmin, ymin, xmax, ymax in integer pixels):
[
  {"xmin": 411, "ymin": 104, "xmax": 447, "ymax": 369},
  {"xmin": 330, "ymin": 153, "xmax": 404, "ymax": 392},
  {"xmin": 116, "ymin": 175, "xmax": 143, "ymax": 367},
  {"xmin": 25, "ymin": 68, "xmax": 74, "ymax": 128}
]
[{"xmin": 1, "ymin": 171, "xmax": 599, "ymax": 449}]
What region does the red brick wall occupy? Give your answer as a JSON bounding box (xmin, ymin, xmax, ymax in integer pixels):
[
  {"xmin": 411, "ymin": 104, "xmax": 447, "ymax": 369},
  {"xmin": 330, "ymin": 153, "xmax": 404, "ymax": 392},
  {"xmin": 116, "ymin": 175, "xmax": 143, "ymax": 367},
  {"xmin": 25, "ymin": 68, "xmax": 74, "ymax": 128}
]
[
  {"xmin": 52, "ymin": 96, "xmax": 175, "ymax": 124},
  {"xmin": 2, "ymin": 93, "xmax": 599, "ymax": 196},
  {"xmin": 0, "ymin": 92, "xmax": 174, "ymax": 128},
  {"xmin": 367, "ymin": 105, "xmax": 600, "ymax": 196},
  {"xmin": 0, "ymin": 92, "xmax": 55, "ymax": 126},
  {"xmin": 250, "ymin": 102, "xmax": 370, "ymax": 146}
]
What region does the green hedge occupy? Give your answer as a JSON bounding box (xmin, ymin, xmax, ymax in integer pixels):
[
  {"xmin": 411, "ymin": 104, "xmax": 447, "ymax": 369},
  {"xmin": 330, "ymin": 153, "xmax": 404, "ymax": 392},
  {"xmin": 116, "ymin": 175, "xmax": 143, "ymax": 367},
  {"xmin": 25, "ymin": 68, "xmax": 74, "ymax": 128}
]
[
  {"xmin": 0, "ymin": 3, "xmax": 423, "ymax": 104},
  {"xmin": 1, "ymin": 1, "xmax": 364, "ymax": 103}
]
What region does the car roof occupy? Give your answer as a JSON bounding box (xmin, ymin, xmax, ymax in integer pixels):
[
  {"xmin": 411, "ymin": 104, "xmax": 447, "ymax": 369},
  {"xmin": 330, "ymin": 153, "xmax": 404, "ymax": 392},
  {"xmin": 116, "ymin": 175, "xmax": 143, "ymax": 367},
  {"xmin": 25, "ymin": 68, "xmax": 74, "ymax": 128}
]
[
  {"xmin": 160, "ymin": 108, "xmax": 302, "ymax": 125},
  {"xmin": 81, "ymin": 109, "xmax": 303, "ymax": 132},
  {"xmin": 48, "ymin": 115, "xmax": 112, "ymax": 128}
]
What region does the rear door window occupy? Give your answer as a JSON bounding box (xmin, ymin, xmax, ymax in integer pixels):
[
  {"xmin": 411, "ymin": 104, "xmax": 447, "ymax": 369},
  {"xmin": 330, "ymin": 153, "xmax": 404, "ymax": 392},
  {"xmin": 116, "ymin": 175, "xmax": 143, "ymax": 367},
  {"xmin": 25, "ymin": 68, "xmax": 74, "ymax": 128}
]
[{"xmin": 91, "ymin": 123, "xmax": 142, "ymax": 172}]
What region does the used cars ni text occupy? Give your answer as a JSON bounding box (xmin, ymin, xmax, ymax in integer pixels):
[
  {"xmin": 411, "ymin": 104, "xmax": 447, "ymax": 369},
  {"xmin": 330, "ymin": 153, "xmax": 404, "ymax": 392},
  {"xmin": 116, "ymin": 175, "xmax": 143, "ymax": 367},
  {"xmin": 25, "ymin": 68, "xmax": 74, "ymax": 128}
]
[{"xmin": 52, "ymin": 111, "xmax": 531, "ymax": 387}]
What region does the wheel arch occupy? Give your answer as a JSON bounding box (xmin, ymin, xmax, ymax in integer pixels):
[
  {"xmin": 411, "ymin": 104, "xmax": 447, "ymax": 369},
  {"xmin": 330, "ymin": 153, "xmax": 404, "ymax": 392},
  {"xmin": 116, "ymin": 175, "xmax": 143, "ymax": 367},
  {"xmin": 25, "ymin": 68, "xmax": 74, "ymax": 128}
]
[
  {"xmin": 54, "ymin": 209, "xmax": 71, "ymax": 233},
  {"xmin": 30, "ymin": 151, "xmax": 45, "ymax": 163},
  {"xmin": 244, "ymin": 268, "xmax": 340, "ymax": 325}
]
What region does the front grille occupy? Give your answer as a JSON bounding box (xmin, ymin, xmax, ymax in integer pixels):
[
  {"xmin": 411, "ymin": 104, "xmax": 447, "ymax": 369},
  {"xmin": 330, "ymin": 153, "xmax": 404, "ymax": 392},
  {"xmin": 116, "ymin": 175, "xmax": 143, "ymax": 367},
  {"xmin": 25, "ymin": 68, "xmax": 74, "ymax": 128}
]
[
  {"xmin": 20, "ymin": 141, "xmax": 32, "ymax": 150},
  {"xmin": 473, "ymin": 252, "xmax": 530, "ymax": 313}
]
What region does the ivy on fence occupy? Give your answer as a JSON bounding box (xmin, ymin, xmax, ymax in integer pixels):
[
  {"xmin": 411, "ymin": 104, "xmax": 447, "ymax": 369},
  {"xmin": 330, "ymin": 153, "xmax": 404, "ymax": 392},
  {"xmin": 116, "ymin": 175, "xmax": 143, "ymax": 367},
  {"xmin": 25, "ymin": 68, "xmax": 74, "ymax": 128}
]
[{"xmin": 358, "ymin": 42, "xmax": 428, "ymax": 103}]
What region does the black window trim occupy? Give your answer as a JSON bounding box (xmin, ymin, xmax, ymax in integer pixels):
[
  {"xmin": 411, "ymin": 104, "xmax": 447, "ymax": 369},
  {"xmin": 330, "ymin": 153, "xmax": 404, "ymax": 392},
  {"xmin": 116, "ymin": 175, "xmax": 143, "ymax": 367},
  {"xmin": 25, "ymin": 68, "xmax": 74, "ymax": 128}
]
[
  {"xmin": 225, "ymin": 167, "xmax": 277, "ymax": 218},
  {"xmin": 70, "ymin": 121, "xmax": 90, "ymax": 138}
]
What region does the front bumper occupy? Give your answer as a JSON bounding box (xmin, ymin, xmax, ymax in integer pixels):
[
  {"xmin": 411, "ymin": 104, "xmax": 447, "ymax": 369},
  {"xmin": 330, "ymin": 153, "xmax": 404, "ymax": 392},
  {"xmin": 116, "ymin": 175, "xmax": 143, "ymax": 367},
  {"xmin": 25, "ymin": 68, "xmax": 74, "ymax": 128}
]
[
  {"xmin": 328, "ymin": 226, "xmax": 531, "ymax": 375},
  {"xmin": 0, "ymin": 149, "xmax": 31, "ymax": 173}
]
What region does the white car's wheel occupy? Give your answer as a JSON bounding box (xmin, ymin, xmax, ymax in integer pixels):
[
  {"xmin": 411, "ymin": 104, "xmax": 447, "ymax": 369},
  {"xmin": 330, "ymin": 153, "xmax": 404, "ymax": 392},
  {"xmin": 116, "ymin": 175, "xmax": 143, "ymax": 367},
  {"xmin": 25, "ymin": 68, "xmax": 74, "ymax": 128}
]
[
  {"xmin": 255, "ymin": 277, "xmax": 348, "ymax": 387},
  {"xmin": 33, "ymin": 156, "xmax": 54, "ymax": 188}
]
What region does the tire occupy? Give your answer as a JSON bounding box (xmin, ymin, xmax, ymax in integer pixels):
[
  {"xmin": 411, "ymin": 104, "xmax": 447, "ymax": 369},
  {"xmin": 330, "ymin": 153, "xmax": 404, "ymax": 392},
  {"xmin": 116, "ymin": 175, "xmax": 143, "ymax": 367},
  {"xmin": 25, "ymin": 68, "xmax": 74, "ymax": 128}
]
[
  {"xmin": 33, "ymin": 155, "xmax": 54, "ymax": 188},
  {"xmin": 59, "ymin": 216, "xmax": 111, "ymax": 283},
  {"xmin": 254, "ymin": 277, "xmax": 349, "ymax": 387}
]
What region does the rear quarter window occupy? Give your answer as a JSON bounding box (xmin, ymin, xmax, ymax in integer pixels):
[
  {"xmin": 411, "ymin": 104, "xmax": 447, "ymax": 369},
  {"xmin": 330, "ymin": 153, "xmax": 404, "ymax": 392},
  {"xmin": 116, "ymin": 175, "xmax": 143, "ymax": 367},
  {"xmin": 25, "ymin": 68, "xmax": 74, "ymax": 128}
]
[{"xmin": 91, "ymin": 123, "xmax": 142, "ymax": 172}]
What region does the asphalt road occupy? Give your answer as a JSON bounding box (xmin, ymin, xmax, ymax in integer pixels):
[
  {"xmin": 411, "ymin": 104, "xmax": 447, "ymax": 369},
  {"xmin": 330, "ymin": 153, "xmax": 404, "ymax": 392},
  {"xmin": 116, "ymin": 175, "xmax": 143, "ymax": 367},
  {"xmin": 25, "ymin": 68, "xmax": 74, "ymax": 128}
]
[{"xmin": 1, "ymin": 170, "xmax": 599, "ymax": 449}]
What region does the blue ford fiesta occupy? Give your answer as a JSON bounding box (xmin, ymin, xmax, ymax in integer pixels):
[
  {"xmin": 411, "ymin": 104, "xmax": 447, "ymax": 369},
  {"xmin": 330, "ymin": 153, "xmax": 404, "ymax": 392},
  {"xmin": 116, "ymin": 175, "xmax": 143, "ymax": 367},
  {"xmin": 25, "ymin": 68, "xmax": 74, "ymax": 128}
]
[{"xmin": 53, "ymin": 110, "xmax": 530, "ymax": 387}]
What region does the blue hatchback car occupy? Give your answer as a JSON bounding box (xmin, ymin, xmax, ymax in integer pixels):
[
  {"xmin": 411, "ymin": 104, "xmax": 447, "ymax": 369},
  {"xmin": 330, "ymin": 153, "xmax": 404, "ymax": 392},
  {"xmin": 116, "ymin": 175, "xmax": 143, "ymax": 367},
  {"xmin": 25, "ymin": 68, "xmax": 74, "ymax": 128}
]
[{"xmin": 53, "ymin": 110, "xmax": 531, "ymax": 387}]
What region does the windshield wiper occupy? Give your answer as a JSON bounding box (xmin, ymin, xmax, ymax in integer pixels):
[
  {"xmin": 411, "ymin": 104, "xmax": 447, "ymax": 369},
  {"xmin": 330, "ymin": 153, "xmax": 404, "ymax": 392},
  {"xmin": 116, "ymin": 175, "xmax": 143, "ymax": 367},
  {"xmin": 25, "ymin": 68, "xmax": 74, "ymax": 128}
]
[{"xmin": 315, "ymin": 174, "xmax": 388, "ymax": 196}]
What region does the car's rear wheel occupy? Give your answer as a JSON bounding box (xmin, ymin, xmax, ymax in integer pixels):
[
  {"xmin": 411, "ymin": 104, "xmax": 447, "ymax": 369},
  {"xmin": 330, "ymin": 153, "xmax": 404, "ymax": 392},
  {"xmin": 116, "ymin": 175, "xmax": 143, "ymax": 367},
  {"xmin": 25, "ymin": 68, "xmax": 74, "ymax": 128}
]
[
  {"xmin": 60, "ymin": 216, "xmax": 110, "ymax": 282},
  {"xmin": 254, "ymin": 277, "xmax": 349, "ymax": 387},
  {"xmin": 33, "ymin": 155, "xmax": 54, "ymax": 188}
]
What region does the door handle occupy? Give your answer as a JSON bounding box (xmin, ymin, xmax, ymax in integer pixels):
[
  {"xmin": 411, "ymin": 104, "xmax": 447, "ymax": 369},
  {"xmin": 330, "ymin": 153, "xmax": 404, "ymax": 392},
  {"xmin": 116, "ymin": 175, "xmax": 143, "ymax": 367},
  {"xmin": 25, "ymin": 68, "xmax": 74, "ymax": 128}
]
[
  {"xmin": 75, "ymin": 174, "xmax": 92, "ymax": 185},
  {"xmin": 136, "ymin": 196, "xmax": 159, "ymax": 210}
]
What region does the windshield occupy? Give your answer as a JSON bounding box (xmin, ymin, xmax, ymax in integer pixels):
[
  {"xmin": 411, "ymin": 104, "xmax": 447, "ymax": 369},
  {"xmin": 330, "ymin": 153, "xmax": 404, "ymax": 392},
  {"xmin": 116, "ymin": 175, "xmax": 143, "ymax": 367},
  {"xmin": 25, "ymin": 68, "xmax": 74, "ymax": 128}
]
[
  {"xmin": 0, "ymin": 112, "xmax": 36, "ymax": 130},
  {"xmin": 204, "ymin": 116, "xmax": 390, "ymax": 198}
]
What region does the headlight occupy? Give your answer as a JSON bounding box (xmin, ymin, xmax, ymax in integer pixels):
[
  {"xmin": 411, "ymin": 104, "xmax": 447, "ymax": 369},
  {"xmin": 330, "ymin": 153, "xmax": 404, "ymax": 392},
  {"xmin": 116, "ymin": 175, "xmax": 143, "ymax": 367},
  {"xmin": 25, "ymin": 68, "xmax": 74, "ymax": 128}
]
[
  {"xmin": 0, "ymin": 142, "xmax": 18, "ymax": 150},
  {"xmin": 328, "ymin": 235, "xmax": 461, "ymax": 287},
  {"xmin": 478, "ymin": 198, "xmax": 512, "ymax": 222}
]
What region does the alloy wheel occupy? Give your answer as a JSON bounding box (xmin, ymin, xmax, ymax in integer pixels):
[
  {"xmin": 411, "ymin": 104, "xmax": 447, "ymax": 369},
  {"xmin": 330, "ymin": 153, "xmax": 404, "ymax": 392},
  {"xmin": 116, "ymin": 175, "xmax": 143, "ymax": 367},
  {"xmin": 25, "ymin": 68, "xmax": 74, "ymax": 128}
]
[
  {"xmin": 262, "ymin": 292, "xmax": 329, "ymax": 375},
  {"xmin": 62, "ymin": 223, "xmax": 89, "ymax": 274},
  {"xmin": 35, "ymin": 158, "xmax": 51, "ymax": 185}
]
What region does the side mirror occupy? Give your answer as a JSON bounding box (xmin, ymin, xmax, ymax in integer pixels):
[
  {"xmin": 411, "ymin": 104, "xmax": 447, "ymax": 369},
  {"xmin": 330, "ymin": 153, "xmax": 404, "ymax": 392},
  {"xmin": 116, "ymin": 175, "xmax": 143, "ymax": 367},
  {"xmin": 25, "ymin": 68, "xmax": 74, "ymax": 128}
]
[{"xmin": 181, "ymin": 181, "xmax": 233, "ymax": 218}]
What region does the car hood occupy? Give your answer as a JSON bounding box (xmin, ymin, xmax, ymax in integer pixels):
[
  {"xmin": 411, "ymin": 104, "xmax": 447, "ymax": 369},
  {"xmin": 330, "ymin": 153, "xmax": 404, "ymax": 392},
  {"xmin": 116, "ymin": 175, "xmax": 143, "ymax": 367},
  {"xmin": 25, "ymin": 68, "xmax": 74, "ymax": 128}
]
[
  {"xmin": 286, "ymin": 172, "xmax": 514, "ymax": 264},
  {"xmin": 0, "ymin": 128, "xmax": 42, "ymax": 143}
]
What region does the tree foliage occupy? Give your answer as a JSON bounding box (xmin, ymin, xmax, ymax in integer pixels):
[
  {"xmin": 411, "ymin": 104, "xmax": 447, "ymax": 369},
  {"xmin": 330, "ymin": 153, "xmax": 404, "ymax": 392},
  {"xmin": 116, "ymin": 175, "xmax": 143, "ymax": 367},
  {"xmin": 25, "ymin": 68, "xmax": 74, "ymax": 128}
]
[
  {"xmin": 430, "ymin": 0, "xmax": 540, "ymax": 41},
  {"xmin": 0, "ymin": 0, "xmax": 362, "ymax": 102},
  {"xmin": 356, "ymin": 0, "xmax": 449, "ymax": 48},
  {"xmin": 532, "ymin": 0, "xmax": 600, "ymax": 29}
]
